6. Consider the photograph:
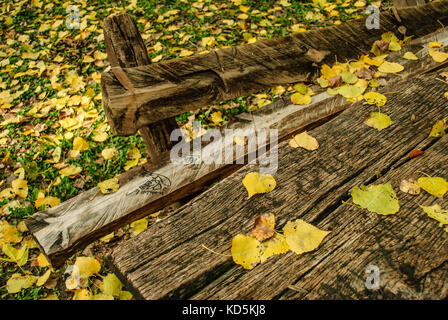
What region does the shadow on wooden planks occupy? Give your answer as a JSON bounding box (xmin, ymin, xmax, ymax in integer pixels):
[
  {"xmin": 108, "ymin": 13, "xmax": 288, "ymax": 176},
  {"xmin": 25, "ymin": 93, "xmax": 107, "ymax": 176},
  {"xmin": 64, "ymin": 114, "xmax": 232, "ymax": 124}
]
[{"xmin": 107, "ymin": 69, "xmax": 448, "ymax": 300}]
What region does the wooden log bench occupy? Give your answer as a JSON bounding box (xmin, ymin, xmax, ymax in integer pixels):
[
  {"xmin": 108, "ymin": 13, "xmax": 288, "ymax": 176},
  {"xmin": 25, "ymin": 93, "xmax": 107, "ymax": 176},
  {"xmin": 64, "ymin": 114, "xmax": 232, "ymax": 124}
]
[
  {"xmin": 25, "ymin": 1, "xmax": 448, "ymax": 270},
  {"xmin": 108, "ymin": 69, "xmax": 448, "ymax": 300}
]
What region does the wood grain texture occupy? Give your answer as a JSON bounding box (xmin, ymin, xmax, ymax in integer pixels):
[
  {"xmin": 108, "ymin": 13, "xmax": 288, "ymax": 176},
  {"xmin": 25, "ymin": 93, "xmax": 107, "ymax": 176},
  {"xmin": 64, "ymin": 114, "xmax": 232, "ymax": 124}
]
[
  {"xmin": 107, "ymin": 70, "xmax": 448, "ymax": 300},
  {"xmin": 102, "ymin": 1, "xmax": 448, "ymax": 136},
  {"xmin": 102, "ymin": 12, "xmax": 178, "ymax": 158},
  {"xmin": 25, "ymin": 27, "xmax": 448, "ymax": 268}
]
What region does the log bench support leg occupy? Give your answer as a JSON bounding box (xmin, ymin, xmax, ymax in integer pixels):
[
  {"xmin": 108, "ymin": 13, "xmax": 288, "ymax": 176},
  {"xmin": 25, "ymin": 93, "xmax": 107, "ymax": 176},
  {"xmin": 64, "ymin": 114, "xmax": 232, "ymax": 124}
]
[{"xmin": 102, "ymin": 13, "xmax": 178, "ymax": 159}]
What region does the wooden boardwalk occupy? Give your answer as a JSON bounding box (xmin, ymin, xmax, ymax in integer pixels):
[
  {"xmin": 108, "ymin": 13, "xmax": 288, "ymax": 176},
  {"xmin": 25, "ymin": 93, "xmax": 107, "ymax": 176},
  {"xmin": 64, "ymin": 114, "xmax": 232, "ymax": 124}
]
[{"xmin": 107, "ymin": 71, "xmax": 448, "ymax": 299}]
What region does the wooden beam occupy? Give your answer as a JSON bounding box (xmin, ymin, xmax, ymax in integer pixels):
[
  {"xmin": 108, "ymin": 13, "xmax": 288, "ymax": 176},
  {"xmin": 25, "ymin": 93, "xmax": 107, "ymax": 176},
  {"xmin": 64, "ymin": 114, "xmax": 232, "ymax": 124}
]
[
  {"xmin": 25, "ymin": 23, "xmax": 448, "ymax": 268},
  {"xmin": 107, "ymin": 70, "xmax": 448, "ymax": 300},
  {"xmin": 102, "ymin": 1, "xmax": 448, "ymax": 136},
  {"xmin": 102, "ymin": 13, "xmax": 178, "ymax": 159}
]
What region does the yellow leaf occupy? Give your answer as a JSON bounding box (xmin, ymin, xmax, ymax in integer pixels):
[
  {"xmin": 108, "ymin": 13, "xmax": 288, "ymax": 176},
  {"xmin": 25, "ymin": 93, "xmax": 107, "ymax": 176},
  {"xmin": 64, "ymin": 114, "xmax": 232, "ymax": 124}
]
[
  {"xmin": 40, "ymin": 293, "xmax": 59, "ymax": 300},
  {"xmin": 231, "ymin": 234, "xmax": 261, "ymax": 269},
  {"xmin": 92, "ymin": 130, "xmax": 108, "ymax": 142},
  {"xmin": 201, "ymin": 36, "xmax": 217, "ymax": 47},
  {"xmin": 82, "ymin": 55, "xmax": 94, "ymax": 63},
  {"xmin": 12, "ymin": 179, "xmax": 28, "ymax": 198},
  {"xmin": 337, "ymin": 85, "xmax": 365, "ymax": 99},
  {"xmin": 92, "ymin": 293, "xmax": 114, "ymax": 300},
  {"xmin": 35, "ymin": 196, "xmax": 60, "ymax": 209},
  {"xmin": 291, "ymin": 93, "xmax": 311, "ymax": 105},
  {"xmin": 100, "ymin": 232, "xmax": 114, "ymax": 243},
  {"xmin": 210, "ymin": 111, "xmax": 223, "ymax": 125},
  {"xmin": 59, "ymin": 165, "xmax": 82, "ymax": 178},
  {"xmin": 271, "ymin": 85, "xmax": 286, "ymax": 96},
  {"xmin": 36, "ymin": 269, "xmax": 52, "ymax": 286},
  {"xmin": 242, "ymin": 172, "xmax": 276, "ymax": 199},
  {"xmin": 420, "ymin": 204, "xmax": 448, "ymax": 226},
  {"xmin": 0, "ymin": 188, "xmax": 14, "ymax": 200},
  {"xmin": 429, "ymin": 49, "xmax": 448, "ymax": 63},
  {"xmin": 73, "ymin": 137, "xmax": 89, "ymax": 152},
  {"xmin": 364, "ymin": 112, "xmax": 393, "ymax": 131},
  {"xmin": 152, "ymin": 54, "xmax": 163, "ymax": 63},
  {"xmin": 2, "ymin": 243, "xmax": 28, "ymax": 266},
  {"xmin": 74, "ymin": 256, "xmax": 101, "ymax": 278},
  {"xmin": 2, "ymin": 224, "xmax": 22, "ymax": 243},
  {"xmin": 403, "ymin": 52, "xmax": 418, "ymax": 60},
  {"xmin": 293, "ymin": 83, "xmax": 308, "ymax": 95},
  {"xmin": 22, "ymin": 52, "xmax": 40, "ymax": 60},
  {"xmin": 259, "ymin": 233, "xmax": 290, "ymax": 263},
  {"xmin": 98, "ymin": 178, "xmax": 119, "ymax": 194},
  {"xmin": 72, "ymin": 289, "xmax": 92, "ymax": 300},
  {"xmin": 363, "ymin": 92, "xmax": 387, "ymax": 107},
  {"xmin": 429, "ymin": 120, "xmax": 446, "ymax": 138},
  {"xmin": 378, "ymin": 61, "xmax": 404, "ymax": 73},
  {"xmin": 6, "ymin": 273, "xmax": 37, "ymax": 293},
  {"xmin": 93, "ymin": 51, "xmax": 108, "ymax": 60},
  {"xmin": 388, "ymin": 40, "xmax": 401, "ymax": 52},
  {"xmin": 351, "ymin": 183, "xmax": 400, "ymax": 215},
  {"xmin": 340, "ymin": 72, "xmax": 358, "ymax": 84},
  {"xmin": 417, "ymin": 177, "xmax": 448, "ymax": 198},
  {"xmin": 119, "ymin": 290, "xmax": 133, "ymax": 300},
  {"xmin": 130, "ymin": 218, "xmax": 148, "ymax": 237},
  {"xmin": 321, "ymin": 64, "xmax": 337, "ymax": 79},
  {"xmin": 101, "ymin": 148, "xmax": 118, "ymax": 160},
  {"xmin": 283, "ymin": 219, "xmax": 329, "ymax": 255},
  {"xmin": 37, "ymin": 252, "xmax": 50, "ymax": 267},
  {"xmin": 17, "ymin": 221, "xmax": 28, "ymax": 233},
  {"xmin": 124, "ymin": 158, "xmax": 139, "ymax": 171},
  {"xmin": 179, "ymin": 49, "xmax": 194, "ymax": 57},
  {"xmin": 363, "ymin": 55, "xmax": 384, "ymax": 67},
  {"xmin": 289, "ymin": 131, "xmax": 319, "ymax": 150},
  {"xmin": 429, "ymin": 42, "xmax": 443, "ymax": 48},
  {"xmin": 238, "ymin": 13, "xmax": 248, "ymax": 20},
  {"xmin": 100, "ymin": 273, "xmax": 123, "ymax": 297}
]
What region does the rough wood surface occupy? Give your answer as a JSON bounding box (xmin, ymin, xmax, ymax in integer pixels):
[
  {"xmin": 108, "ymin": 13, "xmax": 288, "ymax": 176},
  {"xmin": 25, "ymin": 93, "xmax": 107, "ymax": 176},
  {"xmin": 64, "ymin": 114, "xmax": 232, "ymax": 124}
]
[
  {"xmin": 107, "ymin": 70, "xmax": 448, "ymax": 300},
  {"xmin": 25, "ymin": 27, "xmax": 448, "ymax": 268},
  {"xmin": 102, "ymin": 12, "xmax": 178, "ymax": 158},
  {"xmin": 102, "ymin": 1, "xmax": 448, "ymax": 136}
]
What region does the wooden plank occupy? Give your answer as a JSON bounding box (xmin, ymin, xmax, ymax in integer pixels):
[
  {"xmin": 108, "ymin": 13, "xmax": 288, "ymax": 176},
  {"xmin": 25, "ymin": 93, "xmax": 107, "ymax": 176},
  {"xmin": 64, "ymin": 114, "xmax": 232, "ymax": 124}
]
[
  {"xmin": 107, "ymin": 70, "xmax": 448, "ymax": 300},
  {"xmin": 197, "ymin": 137, "xmax": 448, "ymax": 300},
  {"xmin": 25, "ymin": 27, "xmax": 448, "ymax": 268},
  {"xmin": 102, "ymin": 12, "xmax": 178, "ymax": 159},
  {"xmin": 102, "ymin": 1, "xmax": 448, "ymax": 136}
]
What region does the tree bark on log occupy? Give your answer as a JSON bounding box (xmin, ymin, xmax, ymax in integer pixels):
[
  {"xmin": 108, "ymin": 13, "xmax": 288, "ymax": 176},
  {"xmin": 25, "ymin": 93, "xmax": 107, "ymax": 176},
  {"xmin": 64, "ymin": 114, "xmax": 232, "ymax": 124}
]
[
  {"xmin": 102, "ymin": 13, "xmax": 178, "ymax": 159},
  {"xmin": 102, "ymin": 1, "xmax": 448, "ymax": 136}
]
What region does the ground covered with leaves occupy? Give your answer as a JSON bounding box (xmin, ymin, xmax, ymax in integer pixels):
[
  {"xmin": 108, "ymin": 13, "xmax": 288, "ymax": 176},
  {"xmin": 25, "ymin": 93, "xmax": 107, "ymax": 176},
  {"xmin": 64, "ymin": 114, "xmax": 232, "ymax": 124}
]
[{"xmin": 0, "ymin": 0, "xmax": 392, "ymax": 300}]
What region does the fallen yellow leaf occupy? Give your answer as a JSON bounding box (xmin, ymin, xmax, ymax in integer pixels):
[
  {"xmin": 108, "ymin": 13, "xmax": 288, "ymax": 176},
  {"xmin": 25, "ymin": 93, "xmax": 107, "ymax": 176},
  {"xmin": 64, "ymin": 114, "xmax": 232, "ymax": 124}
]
[
  {"xmin": 283, "ymin": 219, "xmax": 329, "ymax": 255},
  {"xmin": 289, "ymin": 131, "xmax": 319, "ymax": 150},
  {"xmin": 98, "ymin": 178, "xmax": 119, "ymax": 194},
  {"xmin": 364, "ymin": 112, "xmax": 393, "ymax": 131},
  {"xmin": 417, "ymin": 176, "xmax": 448, "ymax": 198},
  {"xmin": 231, "ymin": 234, "xmax": 261, "ymax": 270},
  {"xmin": 242, "ymin": 172, "xmax": 276, "ymax": 199}
]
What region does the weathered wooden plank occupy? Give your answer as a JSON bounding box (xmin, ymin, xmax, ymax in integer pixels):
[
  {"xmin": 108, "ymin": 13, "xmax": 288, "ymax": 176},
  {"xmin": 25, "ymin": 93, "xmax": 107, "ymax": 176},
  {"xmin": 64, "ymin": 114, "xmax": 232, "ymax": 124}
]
[
  {"xmin": 197, "ymin": 137, "xmax": 448, "ymax": 300},
  {"xmin": 102, "ymin": 12, "xmax": 178, "ymax": 159},
  {"xmin": 25, "ymin": 27, "xmax": 448, "ymax": 268},
  {"xmin": 102, "ymin": 1, "xmax": 448, "ymax": 136},
  {"xmin": 107, "ymin": 70, "xmax": 448, "ymax": 300}
]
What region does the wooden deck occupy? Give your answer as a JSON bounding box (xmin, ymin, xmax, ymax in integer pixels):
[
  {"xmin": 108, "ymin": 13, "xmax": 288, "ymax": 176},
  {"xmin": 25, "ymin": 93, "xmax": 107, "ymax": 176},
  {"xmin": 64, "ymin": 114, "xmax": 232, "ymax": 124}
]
[{"xmin": 107, "ymin": 70, "xmax": 448, "ymax": 300}]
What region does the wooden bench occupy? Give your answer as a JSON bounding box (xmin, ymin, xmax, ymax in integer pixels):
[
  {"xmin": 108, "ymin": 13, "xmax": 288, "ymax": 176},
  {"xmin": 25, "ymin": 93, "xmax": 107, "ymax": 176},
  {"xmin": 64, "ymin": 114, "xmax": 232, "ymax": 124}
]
[
  {"xmin": 25, "ymin": 1, "xmax": 448, "ymax": 275},
  {"xmin": 108, "ymin": 69, "xmax": 448, "ymax": 300}
]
